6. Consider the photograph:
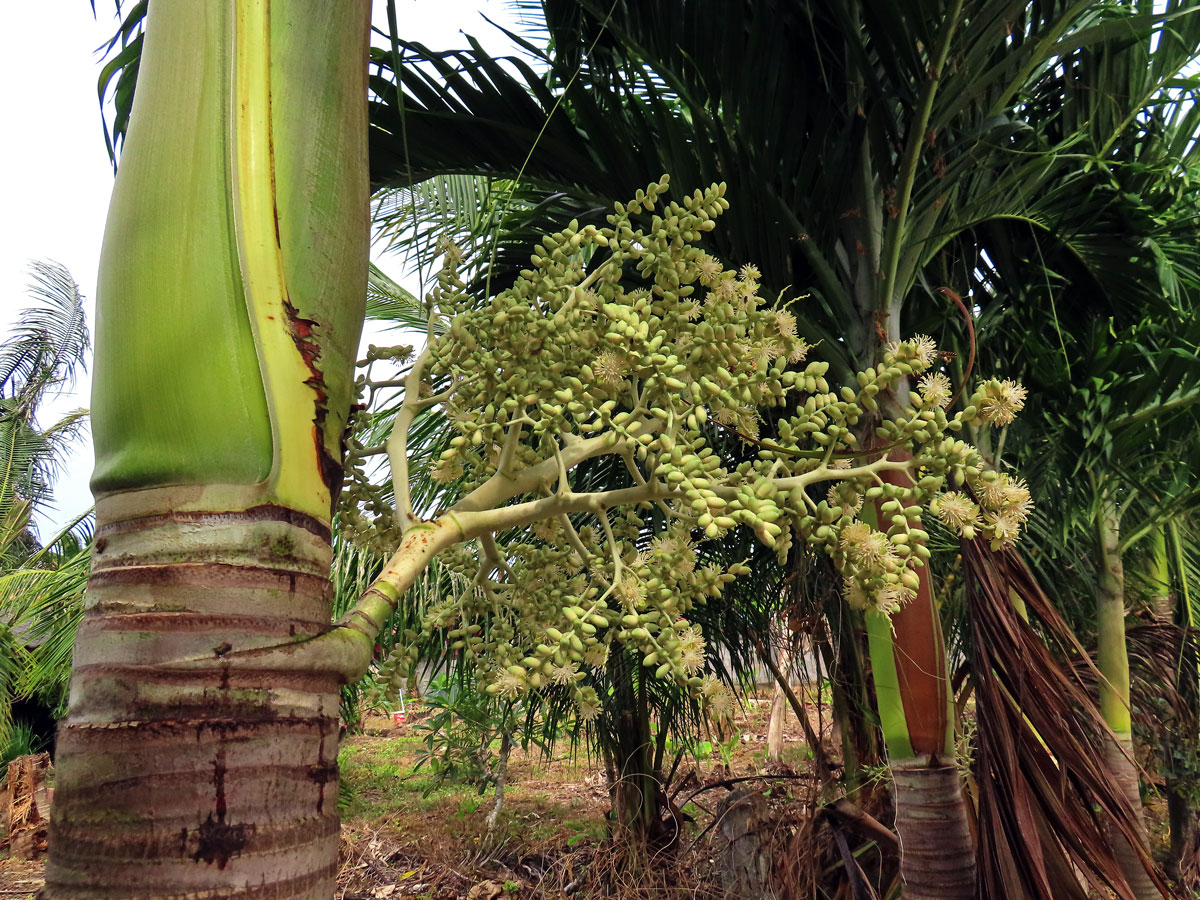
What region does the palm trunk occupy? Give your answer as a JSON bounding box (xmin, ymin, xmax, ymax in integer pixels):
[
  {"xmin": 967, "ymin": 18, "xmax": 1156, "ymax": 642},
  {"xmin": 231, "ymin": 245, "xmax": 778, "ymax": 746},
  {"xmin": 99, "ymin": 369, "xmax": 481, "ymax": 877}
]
[
  {"xmin": 766, "ymin": 631, "xmax": 795, "ymax": 761},
  {"xmin": 866, "ymin": 465, "xmax": 975, "ymax": 899},
  {"xmin": 890, "ymin": 760, "xmax": 975, "ymax": 900},
  {"xmin": 45, "ymin": 2, "xmax": 370, "ymax": 897},
  {"xmin": 1096, "ymin": 498, "xmax": 1157, "ymax": 900},
  {"xmin": 48, "ymin": 497, "xmax": 342, "ymax": 896},
  {"xmin": 1166, "ymin": 522, "xmax": 1197, "ymax": 879},
  {"xmin": 603, "ymin": 652, "xmax": 666, "ymax": 846}
]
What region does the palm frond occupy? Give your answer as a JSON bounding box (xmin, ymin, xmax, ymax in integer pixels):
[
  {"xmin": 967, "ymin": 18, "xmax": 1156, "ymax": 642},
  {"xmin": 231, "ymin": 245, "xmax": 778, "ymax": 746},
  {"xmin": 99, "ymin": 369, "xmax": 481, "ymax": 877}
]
[
  {"xmin": 965, "ymin": 541, "xmax": 1168, "ymax": 900},
  {"xmin": 0, "ymin": 262, "xmax": 90, "ymax": 405}
]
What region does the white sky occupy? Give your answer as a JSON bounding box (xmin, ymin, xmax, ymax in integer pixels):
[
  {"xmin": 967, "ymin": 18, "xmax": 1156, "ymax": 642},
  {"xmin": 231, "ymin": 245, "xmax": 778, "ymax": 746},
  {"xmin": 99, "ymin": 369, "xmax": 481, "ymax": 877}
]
[{"xmin": 0, "ymin": 1, "xmax": 526, "ymax": 539}]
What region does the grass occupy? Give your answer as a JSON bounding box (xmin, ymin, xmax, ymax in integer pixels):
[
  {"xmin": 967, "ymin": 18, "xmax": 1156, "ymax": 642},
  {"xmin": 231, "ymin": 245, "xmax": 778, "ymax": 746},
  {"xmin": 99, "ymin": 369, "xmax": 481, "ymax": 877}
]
[
  {"xmin": 337, "ymin": 718, "xmax": 606, "ymax": 845},
  {"xmin": 1, "ymin": 722, "xmax": 47, "ymax": 769}
]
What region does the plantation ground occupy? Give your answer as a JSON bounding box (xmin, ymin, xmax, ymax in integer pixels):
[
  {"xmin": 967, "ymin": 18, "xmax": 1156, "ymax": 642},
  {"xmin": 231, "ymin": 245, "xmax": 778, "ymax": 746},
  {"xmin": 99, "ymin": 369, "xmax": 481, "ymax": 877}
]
[
  {"xmin": 335, "ymin": 693, "xmax": 829, "ymax": 899},
  {"xmin": 1, "ymin": 692, "xmax": 831, "ymax": 900},
  {"xmin": 1, "ymin": 690, "xmax": 1178, "ymax": 899}
]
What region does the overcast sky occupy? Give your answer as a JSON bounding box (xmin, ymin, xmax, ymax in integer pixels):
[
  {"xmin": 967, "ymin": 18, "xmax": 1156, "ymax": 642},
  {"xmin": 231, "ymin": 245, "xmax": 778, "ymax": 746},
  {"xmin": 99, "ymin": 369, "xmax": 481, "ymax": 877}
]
[{"xmin": 0, "ymin": 1, "xmax": 526, "ymax": 539}]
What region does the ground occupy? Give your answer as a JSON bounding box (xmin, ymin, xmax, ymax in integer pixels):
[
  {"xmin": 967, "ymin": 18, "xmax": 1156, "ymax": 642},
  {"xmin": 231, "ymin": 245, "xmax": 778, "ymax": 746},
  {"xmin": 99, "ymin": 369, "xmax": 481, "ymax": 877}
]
[
  {"xmin": 334, "ymin": 694, "xmax": 827, "ymax": 899},
  {"xmin": 3, "ymin": 691, "xmax": 1188, "ymax": 898},
  {"xmin": 0, "ymin": 691, "xmax": 831, "ymax": 900}
]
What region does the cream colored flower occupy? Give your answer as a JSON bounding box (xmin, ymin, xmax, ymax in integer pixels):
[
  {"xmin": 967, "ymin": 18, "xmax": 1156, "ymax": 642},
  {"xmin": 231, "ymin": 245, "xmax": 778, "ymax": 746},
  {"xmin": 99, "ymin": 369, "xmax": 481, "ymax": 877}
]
[
  {"xmin": 495, "ymin": 671, "xmax": 526, "ymax": 698},
  {"xmin": 788, "ymin": 338, "xmax": 811, "ymax": 365},
  {"xmin": 712, "ymin": 277, "xmax": 740, "ymax": 303},
  {"xmin": 616, "ymin": 575, "xmax": 647, "ymax": 605},
  {"xmin": 886, "ymin": 334, "xmax": 938, "ymax": 369},
  {"xmin": 774, "ymin": 309, "xmax": 798, "ymax": 340},
  {"xmin": 998, "ymin": 477, "xmax": 1033, "ymax": 522},
  {"xmin": 983, "ymin": 510, "xmax": 1022, "ymax": 547},
  {"xmin": 701, "ymin": 675, "xmax": 724, "ymax": 698},
  {"xmin": 593, "ymin": 350, "xmax": 630, "ymax": 385},
  {"xmin": 707, "ymin": 686, "xmax": 736, "ymax": 720},
  {"xmin": 695, "ymin": 255, "xmax": 723, "ymax": 287},
  {"xmin": 677, "ymin": 627, "xmax": 706, "ymax": 675},
  {"xmin": 918, "ymin": 372, "xmax": 953, "ymax": 409},
  {"xmin": 552, "ymin": 663, "xmax": 579, "ymax": 686},
  {"xmin": 933, "ymin": 491, "xmax": 979, "ymax": 534},
  {"xmin": 873, "ymin": 582, "xmax": 912, "ymax": 616},
  {"xmin": 840, "ymin": 522, "xmax": 895, "ymax": 572},
  {"xmin": 978, "ymin": 379, "xmax": 1027, "ymax": 427},
  {"xmin": 576, "ymin": 690, "xmax": 602, "ymax": 722},
  {"xmin": 827, "ymin": 483, "xmax": 865, "ymax": 513},
  {"xmin": 843, "ymin": 580, "xmax": 871, "ymax": 611},
  {"xmin": 431, "ymin": 458, "xmax": 464, "ymax": 484},
  {"xmin": 583, "ymin": 643, "xmax": 610, "ymax": 668}
]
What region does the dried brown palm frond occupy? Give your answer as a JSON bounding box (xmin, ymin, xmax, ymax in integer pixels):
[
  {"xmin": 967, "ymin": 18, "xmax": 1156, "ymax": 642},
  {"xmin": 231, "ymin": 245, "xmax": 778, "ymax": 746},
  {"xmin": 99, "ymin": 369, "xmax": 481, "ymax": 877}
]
[
  {"xmin": 1072, "ymin": 619, "xmax": 1195, "ymax": 760},
  {"xmin": 962, "ymin": 540, "xmax": 1169, "ymax": 900}
]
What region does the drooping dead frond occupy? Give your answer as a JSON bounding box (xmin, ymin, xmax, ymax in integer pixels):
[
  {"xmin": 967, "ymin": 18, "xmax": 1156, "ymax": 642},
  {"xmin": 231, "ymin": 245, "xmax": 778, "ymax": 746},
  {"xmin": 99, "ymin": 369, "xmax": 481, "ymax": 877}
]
[{"xmin": 962, "ymin": 540, "xmax": 1169, "ymax": 900}]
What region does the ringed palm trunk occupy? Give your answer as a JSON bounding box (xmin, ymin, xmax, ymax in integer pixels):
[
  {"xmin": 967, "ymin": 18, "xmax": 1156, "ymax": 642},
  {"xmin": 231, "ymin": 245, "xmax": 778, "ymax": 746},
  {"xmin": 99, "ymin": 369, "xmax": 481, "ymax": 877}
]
[
  {"xmin": 45, "ymin": 2, "xmax": 371, "ymax": 898},
  {"xmin": 1165, "ymin": 522, "xmax": 1198, "ymax": 878},
  {"xmin": 1095, "ymin": 497, "xmax": 1157, "ymax": 900},
  {"xmin": 866, "ymin": 464, "xmax": 975, "ymax": 900},
  {"xmin": 604, "ymin": 653, "xmax": 667, "ymax": 847}
]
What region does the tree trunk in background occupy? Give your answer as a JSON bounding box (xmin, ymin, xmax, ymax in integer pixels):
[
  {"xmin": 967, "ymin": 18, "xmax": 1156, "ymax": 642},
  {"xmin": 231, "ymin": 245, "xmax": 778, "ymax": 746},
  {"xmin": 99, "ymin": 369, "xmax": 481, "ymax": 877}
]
[
  {"xmin": 1096, "ymin": 500, "xmax": 1157, "ymax": 900},
  {"xmin": 1151, "ymin": 526, "xmax": 1195, "ymax": 880},
  {"xmin": 766, "ymin": 635, "xmax": 794, "ymax": 761},
  {"xmin": 44, "ymin": 1, "xmax": 370, "ymax": 897},
  {"xmin": 865, "ymin": 462, "xmax": 975, "ymax": 899}
]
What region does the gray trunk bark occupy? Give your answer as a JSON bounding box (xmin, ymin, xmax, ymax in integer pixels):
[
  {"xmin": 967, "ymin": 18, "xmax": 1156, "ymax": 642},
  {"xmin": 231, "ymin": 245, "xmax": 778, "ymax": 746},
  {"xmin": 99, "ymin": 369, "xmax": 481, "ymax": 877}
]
[
  {"xmin": 45, "ymin": 500, "xmax": 341, "ymax": 899},
  {"xmin": 891, "ymin": 760, "xmax": 975, "ymax": 900}
]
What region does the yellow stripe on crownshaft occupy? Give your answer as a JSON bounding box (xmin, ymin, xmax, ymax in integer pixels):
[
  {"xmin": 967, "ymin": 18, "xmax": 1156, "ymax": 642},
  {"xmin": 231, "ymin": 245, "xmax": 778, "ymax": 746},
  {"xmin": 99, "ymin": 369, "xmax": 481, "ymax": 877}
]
[{"xmin": 231, "ymin": 0, "xmax": 330, "ymax": 522}]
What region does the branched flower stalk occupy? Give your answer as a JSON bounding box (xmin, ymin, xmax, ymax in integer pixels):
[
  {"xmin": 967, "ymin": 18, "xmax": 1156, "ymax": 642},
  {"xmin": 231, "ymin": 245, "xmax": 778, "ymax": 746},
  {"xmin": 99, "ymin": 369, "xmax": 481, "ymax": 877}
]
[{"xmin": 338, "ymin": 178, "xmax": 1030, "ymax": 719}]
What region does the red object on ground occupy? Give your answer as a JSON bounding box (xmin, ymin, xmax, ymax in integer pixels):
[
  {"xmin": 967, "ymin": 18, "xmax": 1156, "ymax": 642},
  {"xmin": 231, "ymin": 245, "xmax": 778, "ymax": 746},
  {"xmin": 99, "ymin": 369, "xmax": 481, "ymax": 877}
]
[{"xmin": 392, "ymin": 711, "xmax": 406, "ymax": 725}]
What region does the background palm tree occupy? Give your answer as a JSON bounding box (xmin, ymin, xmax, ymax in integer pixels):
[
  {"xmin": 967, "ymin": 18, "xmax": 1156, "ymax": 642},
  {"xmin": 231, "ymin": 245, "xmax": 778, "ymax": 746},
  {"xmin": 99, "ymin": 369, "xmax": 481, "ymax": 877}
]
[
  {"xmin": 0, "ymin": 260, "xmax": 90, "ymax": 761},
  {"xmin": 358, "ymin": 3, "xmax": 1200, "ymax": 895}
]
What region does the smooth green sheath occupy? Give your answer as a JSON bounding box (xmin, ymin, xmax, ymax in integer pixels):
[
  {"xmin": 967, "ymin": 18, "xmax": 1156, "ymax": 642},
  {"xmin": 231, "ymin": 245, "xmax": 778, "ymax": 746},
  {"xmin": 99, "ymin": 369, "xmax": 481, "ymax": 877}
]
[
  {"xmin": 866, "ymin": 609, "xmax": 915, "ymax": 759},
  {"xmin": 93, "ymin": 2, "xmax": 271, "ymax": 493},
  {"xmin": 1148, "ymin": 528, "xmax": 1170, "ymax": 614},
  {"xmin": 860, "ymin": 500, "xmax": 915, "ymax": 759},
  {"xmin": 269, "ymin": 3, "xmax": 368, "ymax": 472},
  {"xmin": 1097, "ymin": 501, "xmax": 1133, "ymax": 737},
  {"xmin": 91, "ymin": 0, "xmax": 367, "ymax": 518}
]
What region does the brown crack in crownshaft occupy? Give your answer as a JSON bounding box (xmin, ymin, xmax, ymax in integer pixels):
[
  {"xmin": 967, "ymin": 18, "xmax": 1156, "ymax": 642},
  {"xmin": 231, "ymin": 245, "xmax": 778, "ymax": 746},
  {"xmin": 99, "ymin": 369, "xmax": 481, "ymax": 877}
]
[{"xmin": 281, "ymin": 295, "xmax": 344, "ymax": 503}]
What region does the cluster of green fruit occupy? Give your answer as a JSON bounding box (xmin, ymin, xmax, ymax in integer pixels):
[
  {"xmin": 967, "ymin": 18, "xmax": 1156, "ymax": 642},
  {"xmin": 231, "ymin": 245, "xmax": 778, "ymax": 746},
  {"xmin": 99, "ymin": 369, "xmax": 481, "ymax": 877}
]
[
  {"xmin": 348, "ymin": 179, "xmax": 1028, "ymax": 719},
  {"xmin": 363, "ymin": 647, "xmax": 407, "ymax": 707}
]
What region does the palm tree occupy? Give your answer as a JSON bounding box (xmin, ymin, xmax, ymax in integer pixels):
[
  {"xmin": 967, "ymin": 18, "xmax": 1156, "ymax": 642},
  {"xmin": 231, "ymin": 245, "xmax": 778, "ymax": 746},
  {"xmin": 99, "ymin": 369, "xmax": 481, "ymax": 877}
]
[
  {"xmin": 956, "ymin": 73, "xmax": 1200, "ymax": 888},
  {"xmin": 82, "ymin": 1, "xmax": 1200, "ymax": 895},
  {"xmin": 361, "ymin": 2, "xmax": 1200, "ymax": 894},
  {"xmin": 0, "ymin": 261, "xmax": 90, "ymax": 754},
  {"xmin": 0, "ymin": 261, "xmax": 89, "ymax": 557},
  {"xmin": 46, "ymin": 3, "xmax": 373, "ymax": 896},
  {"xmin": 58, "ymin": 9, "xmax": 1003, "ymax": 900}
]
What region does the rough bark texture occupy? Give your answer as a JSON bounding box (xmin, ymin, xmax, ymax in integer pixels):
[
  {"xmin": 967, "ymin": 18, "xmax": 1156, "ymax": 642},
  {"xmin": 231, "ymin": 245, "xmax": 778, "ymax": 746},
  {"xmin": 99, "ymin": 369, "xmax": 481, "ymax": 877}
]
[
  {"xmin": 891, "ymin": 761, "xmax": 975, "ymax": 900},
  {"xmin": 44, "ymin": 500, "xmax": 341, "ymax": 899},
  {"xmin": 766, "ymin": 641, "xmax": 793, "ymax": 761},
  {"xmin": 484, "ymin": 731, "xmax": 512, "ymax": 832},
  {"xmin": 716, "ymin": 786, "xmax": 775, "ymax": 899},
  {"xmin": 1167, "ymin": 787, "xmax": 1193, "ymax": 880},
  {"xmin": 1105, "ymin": 736, "xmax": 1158, "ymax": 900},
  {"xmin": 5, "ymin": 753, "xmax": 52, "ymax": 860}
]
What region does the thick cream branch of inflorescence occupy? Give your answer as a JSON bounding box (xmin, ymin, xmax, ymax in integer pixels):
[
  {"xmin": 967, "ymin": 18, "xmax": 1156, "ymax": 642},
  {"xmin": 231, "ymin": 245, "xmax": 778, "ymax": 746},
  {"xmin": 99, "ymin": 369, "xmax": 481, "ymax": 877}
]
[{"xmin": 338, "ymin": 177, "xmax": 1031, "ymax": 716}]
